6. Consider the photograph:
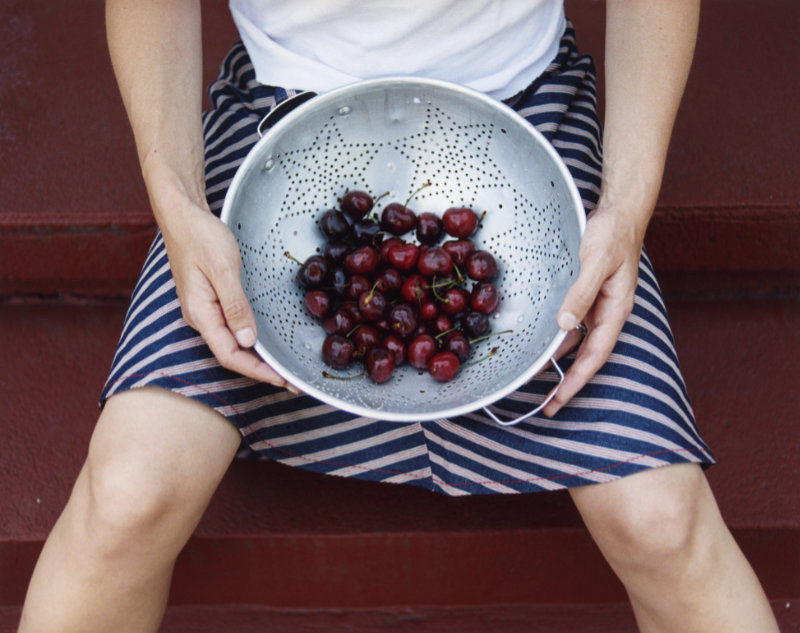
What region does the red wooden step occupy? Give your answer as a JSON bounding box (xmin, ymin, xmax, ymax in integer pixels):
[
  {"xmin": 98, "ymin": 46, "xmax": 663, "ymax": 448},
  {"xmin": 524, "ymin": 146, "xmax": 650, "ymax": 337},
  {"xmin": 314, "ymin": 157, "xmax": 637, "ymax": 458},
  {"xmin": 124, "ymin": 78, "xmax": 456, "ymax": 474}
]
[
  {"xmin": 0, "ymin": 298, "xmax": 797, "ymax": 610},
  {"xmin": 1, "ymin": 0, "xmax": 798, "ymax": 296}
]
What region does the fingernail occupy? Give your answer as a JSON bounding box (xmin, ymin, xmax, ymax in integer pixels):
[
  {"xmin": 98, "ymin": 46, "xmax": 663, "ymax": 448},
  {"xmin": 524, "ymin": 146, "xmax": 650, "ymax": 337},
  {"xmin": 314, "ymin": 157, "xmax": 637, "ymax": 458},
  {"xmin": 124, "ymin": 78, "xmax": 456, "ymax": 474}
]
[
  {"xmin": 235, "ymin": 327, "xmax": 256, "ymax": 347},
  {"xmin": 557, "ymin": 311, "xmax": 578, "ymax": 331}
]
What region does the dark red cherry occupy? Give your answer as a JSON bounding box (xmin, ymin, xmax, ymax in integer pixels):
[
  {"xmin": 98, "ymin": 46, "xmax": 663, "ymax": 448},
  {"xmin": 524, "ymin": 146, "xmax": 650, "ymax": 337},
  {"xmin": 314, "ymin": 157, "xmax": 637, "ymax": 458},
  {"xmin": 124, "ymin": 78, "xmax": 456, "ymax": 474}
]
[
  {"xmin": 415, "ymin": 212, "xmax": 444, "ymax": 244},
  {"xmin": 375, "ymin": 268, "xmax": 403, "ymax": 294},
  {"xmin": 408, "ymin": 334, "xmax": 438, "ymax": 370},
  {"xmin": 352, "ymin": 219, "xmax": 383, "ymax": 245},
  {"xmin": 341, "ymin": 190, "xmax": 374, "ymax": 220},
  {"xmin": 419, "ymin": 300, "xmax": 439, "ymax": 321},
  {"xmin": 346, "ymin": 274, "xmax": 371, "ymax": 300},
  {"xmin": 352, "ymin": 324, "xmax": 381, "ymax": 357},
  {"xmin": 462, "ymin": 310, "xmax": 490, "ymax": 339},
  {"xmin": 431, "ymin": 313, "xmax": 454, "ymax": 336},
  {"xmin": 330, "ymin": 267, "xmax": 349, "ymax": 297},
  {"xmin": 296, "ymin": 255, "xmax": 329, "ymax": 288},
  {"xmin": 345, "ymin": 245, "xmax": 379, "ymax": 275},
  {"xmin": 380, "ymin": 202, "xmax": 416, "ymax": 236},
  {"xmin": 466, "ymin": 250, "xmax": 498, "ymax": 281},
  {"xmin": 442, "ymin": 330, "xmax": 471, "ymax": 363},
  {"xmin": 358, "ymin": 288, "xmax": 388, "ymax": 321},
  {"xmin": 471, "ymin": 281, "xmax": 499, "ymax": 314},
  {"xmin": 323, "ymin": 241, "xmax": 350, "ymax": 265},
  {"xmin": 442, "ymin": 330, "xmax": 472, "ymax": 363},
  {"xmin": 364, "ymin": 347, "xmax": 395, "ymax": 384},
  {"xmin": 387, "ymin": 303, "xmax": 418, "ymax": 338},
  {"xmin": 442, "ymin": 239, "xmax": 476, "ymax": 267},
  {"xmin": 438, "ymin": 287, "xmax": 470, "ymax": 316},
  {"xmin": 304, "ymin": 289, "xmax": 331, "ymax": 319},
  {"xmin": 417, "ymin": 246, "xmax": 453, "ymax": 277},
  {"xmin": 319, "ymin": 208, "xmax": 350, "ymax": 239},
  {"xmin": 427, "ymin": 351, "xmax": 460, "ymax": 382},
  {"xmin": 382, "ymin": 334, "xmax": 407, "ymax": 366},
  {"xmin": 379, "ymin": 237, "xmax": 405, "ymax": 264},
  {"xmin": 400, "ymin": 273, "xmax": 429, "ymax": 303},
  {"xmin": 387, "ymin": 243, "xmax": 419, "ymax": 272},
  {"xmin": 323, "ymin": 307, "xmax": 357, "ymax": 336},
  {"xmin": 322, "ymin": 333, "xmax": 355, "ymax": 369},
  {"xmin": 442, "ymin": 207, "xmax": 479, "ymax": 238}
]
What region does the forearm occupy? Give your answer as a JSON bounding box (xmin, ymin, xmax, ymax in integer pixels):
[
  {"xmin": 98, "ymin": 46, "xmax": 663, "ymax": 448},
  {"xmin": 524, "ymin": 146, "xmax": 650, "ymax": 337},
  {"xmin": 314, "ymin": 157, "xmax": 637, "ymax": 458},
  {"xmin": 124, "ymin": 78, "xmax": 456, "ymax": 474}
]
[
  {"xmin": 601, "ymin": 0, "xmax": 700, "ymax": 240},
  {"xmin": 106, "ymin": 0, "xmax": 206, "ymax": 228}
]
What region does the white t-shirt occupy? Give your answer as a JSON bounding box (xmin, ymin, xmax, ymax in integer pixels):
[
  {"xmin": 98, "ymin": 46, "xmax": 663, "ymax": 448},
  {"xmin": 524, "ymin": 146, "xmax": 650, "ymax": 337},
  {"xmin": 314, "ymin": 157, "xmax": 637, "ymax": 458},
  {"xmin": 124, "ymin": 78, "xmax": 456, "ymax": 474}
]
[{"xmin": 229, "ymin": 0, "xmax": 565, "ymax": 100}]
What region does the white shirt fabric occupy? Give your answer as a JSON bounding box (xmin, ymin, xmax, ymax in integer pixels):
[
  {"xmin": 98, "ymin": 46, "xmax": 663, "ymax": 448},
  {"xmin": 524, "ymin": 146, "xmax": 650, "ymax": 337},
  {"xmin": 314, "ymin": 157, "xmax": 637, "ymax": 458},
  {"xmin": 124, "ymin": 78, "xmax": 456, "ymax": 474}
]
[{"xmin": 229, "ymin": 0, "xmax": 565, "ymax": 100}]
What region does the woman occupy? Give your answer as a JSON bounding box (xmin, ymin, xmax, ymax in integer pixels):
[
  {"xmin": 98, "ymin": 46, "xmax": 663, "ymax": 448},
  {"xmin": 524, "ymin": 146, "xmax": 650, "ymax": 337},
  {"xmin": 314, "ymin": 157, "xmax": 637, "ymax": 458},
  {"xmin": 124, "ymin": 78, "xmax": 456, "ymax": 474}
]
[{"xmin": 19, "ymin": 1, "xmax": 778, "ymax": 631}]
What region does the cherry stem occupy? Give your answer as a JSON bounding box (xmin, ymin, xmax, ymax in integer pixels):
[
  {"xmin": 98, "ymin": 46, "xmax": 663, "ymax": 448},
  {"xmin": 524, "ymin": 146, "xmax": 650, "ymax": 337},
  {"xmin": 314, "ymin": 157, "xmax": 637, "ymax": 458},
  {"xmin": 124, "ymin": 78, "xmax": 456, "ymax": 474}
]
[
  {"xmin": 463, "ymin": 346, "xmax": 499, "ymax": 368},
  {"xmin": 434, "ymin": 327, "xmax": 459, "ymax": 342},
  {"xmin": 403, "ymin": 180, "xmax": 432, "ymax": 208},
  {"xmin": 469, "ymin": 329, "xmax": 514, "ymax": 345},
  {"xmin": 373, "ymin": 190, "xmax": 391, "ymax": 205},
  {"xmin": 322, "ymin": 370, "xmax": 365, "ymax": 380},
  {"xmin": 453, "ymin": 263, "xmax": 465, "ymax": 284},
  {"xmin": 284, "ymin": 251, "xmax": 304, "ymax": 266}
]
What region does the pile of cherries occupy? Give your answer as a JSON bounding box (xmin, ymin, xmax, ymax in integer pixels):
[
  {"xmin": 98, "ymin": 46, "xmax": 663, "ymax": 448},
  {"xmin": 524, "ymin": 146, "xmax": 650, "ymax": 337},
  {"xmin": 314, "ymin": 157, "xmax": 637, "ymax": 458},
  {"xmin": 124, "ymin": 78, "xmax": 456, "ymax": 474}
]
[{"xmin": 292, "ymin": 186, "xmax": 502, "ymax": 384}]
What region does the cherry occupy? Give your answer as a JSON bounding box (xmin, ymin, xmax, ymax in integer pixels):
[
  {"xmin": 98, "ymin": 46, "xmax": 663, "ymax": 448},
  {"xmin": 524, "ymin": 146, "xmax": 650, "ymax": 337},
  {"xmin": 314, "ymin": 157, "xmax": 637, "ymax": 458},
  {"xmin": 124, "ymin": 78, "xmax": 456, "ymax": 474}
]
[
  {"xmin": 380, "ymin": 202, "xmax": 416, "ymax": 236},
  {"xmin": 341, "ymin": 190, "xmax": 374, "ymax": 220},
  {"xmin": 419, "ymin": 299, "xmax": 439, "ymax": 321},
  {"xmin": 382, "ymin": 334, "xmax": 407, "ymax": 366},
  {"xmin": 358, "ymin": 288, "xmax": 388, "ymax": 321},
  {"xmin": 408, "ymin": 334, "xmax": 438, "ymax": 370},
  {"xmin": 352, "ymin": 219, "xmax": 383, "ymax": 245},
  {"xmin": 415, "ymin": 212, "xmax": 444, "ymax": 244},
  {"xmin": 442, "ymin": 207, "xmax": 479, "ymax": 238},
  {"xmin": 346, "ymin": 274, "xmax": 371, "ymax": 301},
  {"xmin": 442, "ymin": 239, "xmax": 475, "ymax": 267},
  {"xmin": 427, "ymin": 351, "xmax": 460, "ymax": 382},
  {"xmin": 345, "ymin": 245, "xmax": 379, "ymax": 275},
  {"xmin": 466, "ymin": 250, "xmax": 498, "ymax": 281},
  {"xmin": 324, "ymin": 240, "xmax": 350, "ymax": 265},
  {"xmin": 471, "ymin": 281, "xmax": 499, "ymax": 314},
  {"xmin": 388, "ymin": 303, "xmax": 418, "ymax": 338},
  {"xmin": 319, "ymin": 209, "xmax": 350, "ymax": 239},
  {"xmin": 322, "ymin": 333, "xmax": 355, "ymax": 369},
  {"xmin": 431, "ymin": 313, "xmax": 454, "ymax": 335},
  {"xmin": 364, "ymin": 347, "xmax": 395, "ymax": 383},
  {"xmin": 401, "ymin": 273, "xmax": 429, "ymax": 303},
  {"xmin": 323, "ymin": 307, "xmax": 357, "ymax": 336},
  {"xmin": 330, "ymin": 267, "xmax": 349, "ymax": 297},
  {"xmin": 462, "ymin": 310, "xmax": 490, "ymax": 339},
  {"xmin": 387, "ymin": 242, "xmax": 419, "ymax": 272},
  {"xmin": 417, "ymin": 246, "xmax": 453, "ymax": 277},
  {"xmin": 438, "ymin": 287, "xmax": 470, "ymax": 316},
  {"xmin": 296, "ymin": 255, "xmax": 329, "ymax": 288},
  {"xmin": 442, "ymin": 330, "xmax": 471, "ymax": 362},
  {"xmin": 304, "ymin": 289, "xmax": 331, "ymax": 319},
  {"xmin": 375, "ymin": 267, "xmax": 402, "ymax": 294},
  {"xmin": 352, "ymin": 324, "xmax": 381, "ymax": 357},
  {"xmin": 379, "ymin": 237, "xmax": 405, "ymax": 263}
]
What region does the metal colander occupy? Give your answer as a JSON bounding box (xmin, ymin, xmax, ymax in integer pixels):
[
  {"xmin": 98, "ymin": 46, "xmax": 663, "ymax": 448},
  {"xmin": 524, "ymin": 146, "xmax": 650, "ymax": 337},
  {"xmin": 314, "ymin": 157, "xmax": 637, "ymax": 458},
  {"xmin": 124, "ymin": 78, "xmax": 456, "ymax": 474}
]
[{"xmin": 220, "ymin": 77, "xmax": 585, "ymax": 423}]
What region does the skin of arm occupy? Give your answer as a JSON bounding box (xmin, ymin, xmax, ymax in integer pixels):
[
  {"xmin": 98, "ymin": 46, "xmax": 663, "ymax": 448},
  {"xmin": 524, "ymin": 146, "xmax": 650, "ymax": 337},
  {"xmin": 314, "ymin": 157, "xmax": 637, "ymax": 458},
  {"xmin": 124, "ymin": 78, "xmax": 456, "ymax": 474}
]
[
  {"xmin": 544, "ymin": 0, "xmax": 701, "ymax": 416},
  {"xmin": 105, "ymin": 0, "xmax": 295, "ymax": 389}
]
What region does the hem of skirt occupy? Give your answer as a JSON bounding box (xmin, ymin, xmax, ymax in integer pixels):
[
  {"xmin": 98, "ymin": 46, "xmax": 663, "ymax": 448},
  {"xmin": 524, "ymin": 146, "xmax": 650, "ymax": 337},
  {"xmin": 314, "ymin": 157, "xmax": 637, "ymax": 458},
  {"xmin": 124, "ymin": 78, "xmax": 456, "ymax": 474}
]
[{"xmin": 100, "ymin": 371, "xmax": 716, "ymax": 497}]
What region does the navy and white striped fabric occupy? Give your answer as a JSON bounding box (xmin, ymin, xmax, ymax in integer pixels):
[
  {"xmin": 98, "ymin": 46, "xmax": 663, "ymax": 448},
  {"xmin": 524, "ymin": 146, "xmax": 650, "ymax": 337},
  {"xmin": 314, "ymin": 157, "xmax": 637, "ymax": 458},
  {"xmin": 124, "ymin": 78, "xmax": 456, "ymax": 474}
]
[{"xmin": 101, "ymin": 24, "xmax": 714, "ymax": 496}]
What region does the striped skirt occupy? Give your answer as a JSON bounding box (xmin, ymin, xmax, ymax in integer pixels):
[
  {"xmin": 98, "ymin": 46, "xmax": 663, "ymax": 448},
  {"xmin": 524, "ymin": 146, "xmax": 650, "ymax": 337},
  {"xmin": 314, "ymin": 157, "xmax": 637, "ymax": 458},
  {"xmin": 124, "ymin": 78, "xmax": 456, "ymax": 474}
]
[{"xmin": 101, "ymin": 24, "xmax": 714, "ymax": 496}]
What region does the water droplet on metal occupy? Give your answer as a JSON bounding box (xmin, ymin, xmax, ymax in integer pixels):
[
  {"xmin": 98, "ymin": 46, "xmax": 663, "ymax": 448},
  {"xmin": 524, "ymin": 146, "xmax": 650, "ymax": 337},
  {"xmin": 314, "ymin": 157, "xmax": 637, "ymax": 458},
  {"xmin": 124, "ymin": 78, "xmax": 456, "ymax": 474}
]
[
  {"xmin": 264, "ymin": 158, "xmax": 275, "ymax": 171},
  {"xmin": 338, "ymin": 106, "xmax": 351, "ymax": 116}
]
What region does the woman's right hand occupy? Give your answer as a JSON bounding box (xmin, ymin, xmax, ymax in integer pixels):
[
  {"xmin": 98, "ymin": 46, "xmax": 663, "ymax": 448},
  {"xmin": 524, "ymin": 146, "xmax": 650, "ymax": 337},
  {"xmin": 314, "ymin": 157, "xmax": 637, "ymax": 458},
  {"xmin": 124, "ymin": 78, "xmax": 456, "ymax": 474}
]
[{"xmin": 160, "ymin": 201, "xmax": 299, "ymax": 391}]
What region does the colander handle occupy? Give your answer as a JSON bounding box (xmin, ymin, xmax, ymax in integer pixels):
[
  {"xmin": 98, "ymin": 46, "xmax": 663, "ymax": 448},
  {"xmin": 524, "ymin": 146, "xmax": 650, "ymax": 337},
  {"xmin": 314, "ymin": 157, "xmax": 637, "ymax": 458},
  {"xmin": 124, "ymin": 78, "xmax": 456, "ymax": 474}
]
[
  {"xmin": 257, "ymin": 91, "xmax": 318, "ymax": 137},
  {"xmin": 482, "ymin": 359, "xmax": 565, "ymax": 427}
]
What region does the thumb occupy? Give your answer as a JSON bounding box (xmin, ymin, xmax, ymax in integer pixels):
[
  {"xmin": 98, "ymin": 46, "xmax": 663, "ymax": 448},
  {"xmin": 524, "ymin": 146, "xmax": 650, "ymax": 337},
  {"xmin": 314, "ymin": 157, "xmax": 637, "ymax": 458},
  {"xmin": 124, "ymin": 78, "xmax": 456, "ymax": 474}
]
[{"xmin": 556, "ymin": 262, "xmax": 604, "ymax": 331}]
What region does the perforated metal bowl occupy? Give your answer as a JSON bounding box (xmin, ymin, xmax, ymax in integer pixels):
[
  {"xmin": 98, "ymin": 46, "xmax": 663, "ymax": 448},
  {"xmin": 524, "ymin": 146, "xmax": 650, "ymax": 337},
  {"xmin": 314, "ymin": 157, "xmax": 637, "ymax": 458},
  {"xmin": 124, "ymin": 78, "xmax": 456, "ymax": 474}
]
[{"xmin": 221, "ymin": 77, "xmax": 585, "ymax": 423}]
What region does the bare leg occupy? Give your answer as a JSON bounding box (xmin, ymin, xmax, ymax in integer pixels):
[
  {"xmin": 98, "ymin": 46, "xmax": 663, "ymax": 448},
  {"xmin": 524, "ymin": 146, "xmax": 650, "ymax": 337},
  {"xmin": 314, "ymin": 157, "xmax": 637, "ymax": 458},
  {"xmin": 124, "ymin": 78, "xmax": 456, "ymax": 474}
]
[
  {"xmin": 18, "ymin": 387, "xmax": 242, "ymax": 633},
  {"xmin": 570, "ymin": 462, "xmax": 778, "ymax": 633}
]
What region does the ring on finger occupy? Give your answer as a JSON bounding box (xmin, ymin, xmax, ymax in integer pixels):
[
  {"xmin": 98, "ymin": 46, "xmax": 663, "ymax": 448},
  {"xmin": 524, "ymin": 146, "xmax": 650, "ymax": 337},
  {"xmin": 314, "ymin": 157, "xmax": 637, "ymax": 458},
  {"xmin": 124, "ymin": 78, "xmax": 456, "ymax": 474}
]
[{"xmin": 575, "ymin": 322, "xmax": 588, "ymax": 337}]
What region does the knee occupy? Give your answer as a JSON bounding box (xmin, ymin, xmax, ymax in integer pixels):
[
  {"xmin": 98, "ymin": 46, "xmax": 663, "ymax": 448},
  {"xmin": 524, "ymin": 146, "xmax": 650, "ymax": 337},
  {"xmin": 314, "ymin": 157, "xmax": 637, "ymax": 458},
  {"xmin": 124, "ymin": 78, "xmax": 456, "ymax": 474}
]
[{"xmin": 579, "ymin": 466, "xmax": 713, "ymax": 576}]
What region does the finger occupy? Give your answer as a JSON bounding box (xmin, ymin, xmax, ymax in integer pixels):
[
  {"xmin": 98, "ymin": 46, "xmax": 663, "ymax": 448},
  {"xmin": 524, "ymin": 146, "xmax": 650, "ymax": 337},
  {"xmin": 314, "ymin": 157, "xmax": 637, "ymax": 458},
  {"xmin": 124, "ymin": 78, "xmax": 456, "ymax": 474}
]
[
  {"xmin": 212, "ymin": 260, "xmax": 259, "ymax": 349},
  {"xmin": 556, "ymin": 259, "xmax": 607, "ymax": 332},
  {"xmin": 543, "ymin": 319, "xmax": 620, "ymax": 417},
  {"xmin": 190, "ymin": 296, "xmax": 299, "ymax": 391}
]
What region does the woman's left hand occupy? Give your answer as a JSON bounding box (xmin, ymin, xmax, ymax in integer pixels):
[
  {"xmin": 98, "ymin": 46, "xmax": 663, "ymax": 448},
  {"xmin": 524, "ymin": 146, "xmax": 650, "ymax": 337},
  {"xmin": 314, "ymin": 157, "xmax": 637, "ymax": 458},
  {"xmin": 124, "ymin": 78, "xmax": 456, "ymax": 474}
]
[{"xmin": 543, "ymin": 201, "xmax": 644, "ymax": 417}]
